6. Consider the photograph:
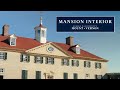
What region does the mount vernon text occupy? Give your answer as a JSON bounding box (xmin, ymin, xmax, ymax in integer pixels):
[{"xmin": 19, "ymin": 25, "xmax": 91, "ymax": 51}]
[{"xmin": 57, "ymin": 17, "xmax": 114, "ymax": 32}]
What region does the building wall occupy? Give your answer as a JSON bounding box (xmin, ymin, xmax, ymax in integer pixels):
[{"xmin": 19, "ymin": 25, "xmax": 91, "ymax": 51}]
[{"xmin": 0, "ymin": 50, "xmax": 107, "ymax": 79}]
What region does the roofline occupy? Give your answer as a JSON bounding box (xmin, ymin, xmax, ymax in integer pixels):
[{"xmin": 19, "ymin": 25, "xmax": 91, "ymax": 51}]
[
  {"xmin": 72, "ymin": 56, "xmax": 108, "ymax": 62},
  {"xmin": 0, "ymin": 47, "xmax": 25, "ymax": 53}
]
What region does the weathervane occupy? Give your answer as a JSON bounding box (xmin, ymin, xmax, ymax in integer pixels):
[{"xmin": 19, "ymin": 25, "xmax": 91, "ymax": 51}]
[{"xmin": 39, "ymin": 11, "xmax": 44, "ymax": 25}]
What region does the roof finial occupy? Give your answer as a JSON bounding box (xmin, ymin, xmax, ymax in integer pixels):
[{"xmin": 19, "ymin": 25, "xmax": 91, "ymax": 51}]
[{"xmin": 40, "ymin": 17, "xmax": 42, "ymax": 25}]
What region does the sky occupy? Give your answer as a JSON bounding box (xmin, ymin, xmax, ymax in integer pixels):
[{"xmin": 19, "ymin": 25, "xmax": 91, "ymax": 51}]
[{"xmin": 0, "ymin": 11, "xmax": 120, "ymax": 72}]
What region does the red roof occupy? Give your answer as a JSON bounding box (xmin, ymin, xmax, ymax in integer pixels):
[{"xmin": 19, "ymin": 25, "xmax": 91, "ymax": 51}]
[
  {"xmin": 54, "ymin": 42, "xmax": 105, "ymax": 61},
  {"xmin": 0, "ymin": 35, "xmax": 41, "ymax": 50},
  {"xmin": 0, "ymin": 35, "xmax": 107, "ymax": 62}
]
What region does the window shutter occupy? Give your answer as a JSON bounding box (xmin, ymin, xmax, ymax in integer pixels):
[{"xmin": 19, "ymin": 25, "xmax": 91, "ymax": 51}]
[
  {"xmin": 41, "ymin": 57, "xmax": 43, "ymax": 64},
  {"xmin": 27, "ymin": 55, "xmax": 30, "ymax": 62},
  {"xmin": 51, "ymin": 58, "xmax": 54, "ymax": 64},
  {"xmin": 95, "ymin": 63, "xmax": 97, "ymax": 69},
  {"xmin": 76, "ymin": 60, "xmax": 79, "ymax": 67},
  {"xmin": 4, "ymin": 53, "xmax": 7, "ymax": 60},
  {"xmin": 89, "ymin": 62, "xmax": 91, "ymax": 68},
  {"xmin": 34, "ymin": 56, "xmax": 37, "ymax": 63},
  {"xmin": 45, "ymin": 57, "xmax": 48, "ymax": 64},
  {"xmin": 84, "ymin": 61, "xmax": 86, "ymax": 67},
  {"xmin": 20, "ymin": 54, "xmax": 23, "ymax": 62},
  {"xmin": 72, "ymin": 60, "xmax": 74, "ymax": 66},
  {"xmin": 41, "ymin": 59, "xmax": 43, "ymax": 64},
  {"xmin": 61, "ymin": 59, "xmax": 64, "ymax": 65},
  {"xmin": 95, "ymin": 75, "xmax": 98, "ymax": 79},
  {"xmin": 99, "ymin": 63, "xmax": 101, "ymax": 69}
]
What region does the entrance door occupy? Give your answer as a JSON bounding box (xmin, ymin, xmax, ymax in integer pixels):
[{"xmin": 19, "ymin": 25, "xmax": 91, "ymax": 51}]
[{"xmin": 0, "ymin": 75, "xmax": 3, "ymax": 79}]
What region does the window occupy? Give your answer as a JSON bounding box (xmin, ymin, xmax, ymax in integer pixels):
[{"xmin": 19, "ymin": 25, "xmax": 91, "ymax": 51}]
[
  {"xmin": 76, "ymin": 47, "xmax": 80, "ymax": 54},
  {"xmin": 10, "ymin": 38, "xmax": 16, "ymax": 46},
  {"xmin": 22, "ymin": 70, "xmax": 28, "ymax": 79},
  {"xmin": 72, "ymin": 60, "xmax": 79, "ymax": 67},
  {"xmin": 95, "ymin": 75, "xmax": 102, "ymax": 79},
  {"xmin": 95, "ymin": 62, "xmax": 101, "ymax": 69},
  {"xmin": 73, "ymin": 73, "xmax": 78, "ymax": 79},
  {"xmin": 47, "ymin": 47, "xmax": 54, "ymax": 52},
  {"xmin": 38, "ymin": 30, "xmax": 40, "ymax": 34},
  {"xmin": 36, "ymin": 71, "xmax": 41, "ymax": 79},
  {"xmin": 0, "ymin": 75, "xmax": 3, "ymax": 79},
  {"xmin": 84, "ymin": 61, "xmax": 91, "ymax": 68},
  {"xmin": 63, "ymin": 73, "xmax": 68, "ymax": 79},
  {"xmin": 41, "ymin": 30, "xmax": 45, "ymax": 37},
  {"xmin": 85, "ymin": 74, "xmax": 90, "ymax": 79},
  {"xmin": 46, "ymin": 57, "xmax": 54, "ymax": 64},
  {"xmin": 0, "ymin": 52, "xmax": 7, "ymax": 60},
  {"xmin": 34, "ymin": 56, "xmax": 43, "ymax": 64},
  {"xmin": 61, "ymin": 59, "xmax": 69, "ymax": 66},
  {"xmin": 20, "ymin": 54, "xmax": 30, "ymax": 62},
  {"xmin": 0, "ymin": 68, "xmax": 4, "ymax": 73}
]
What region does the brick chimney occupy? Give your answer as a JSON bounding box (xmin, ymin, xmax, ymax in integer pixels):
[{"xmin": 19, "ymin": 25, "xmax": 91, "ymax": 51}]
[
  {"xmin": 66, "ymin": 36, "xmax": 74, "ymax": 46},
  {"xmin": 2, "ymin": 24, "xmax": 9, "ymax": 36}
]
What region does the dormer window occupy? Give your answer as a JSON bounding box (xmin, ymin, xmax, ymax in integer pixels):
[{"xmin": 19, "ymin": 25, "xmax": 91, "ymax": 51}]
[
  {"xmin": 76, "ymin": 46, "xmax": 80, "ymax": 54},
  {"xmin": 10, "ymin": 38, "xmax": 16, "ymax": 46},
  {"xmin": 10, "ymin": 34, "xmax": 17, "ymax": 46},
  {"xmin": 71, "ymin": 44, "xmax": 80, "ymax": 54}
]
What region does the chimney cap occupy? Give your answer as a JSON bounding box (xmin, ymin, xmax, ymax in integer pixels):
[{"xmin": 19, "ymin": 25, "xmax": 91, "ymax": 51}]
[{"xmin": 66, "ymin": 36, "xmax": 74, "ymax": 39}]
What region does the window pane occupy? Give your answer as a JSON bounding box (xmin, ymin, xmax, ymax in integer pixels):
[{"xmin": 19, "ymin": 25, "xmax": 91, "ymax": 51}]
[
  {"xmin": 38, "ymin": 30, "xmax": 40, "ymax": 34},
  {"xmin": 0, "ymin": 68, "xmax": 4, "ymax": 73},
  {"xmin": 62, "ymin": 59, "xmax": 69, "ymax": 66},
  {"xmin": 22, "ymin": 70, "xmax": 27, "ymax": 79},
  {"xmin": 46, "ymin": 57, "xmax": 54, "ymax": 64},
  {"xmin": 0, "ymin": 52, "xmax": 5, "ymax": 59},
  {"xmin": 10, "ymin": 38, "xmax": 16, "ymax": 45},
  {"xmin": 0, "ymin": 75, "xmax": 3, "ymax": 79},
  {"xmin": 36, "ymin": 71, "xmax": 41, "ymax": 79},
  {"xmin": 20, "ymin": 54, "xmax": 29, "ymax": 62},
  {"xmin": 73, "ymin": 73, "xmax": 78, "ymax": 79},
  {"xmin": 51, "ymin": 59, "xmax": 54, "ymax": 64},
  {"xmin": 63, "ymin": 73, "xmax": 68, "ymax": 79},
  {"xmin": 76, "ymin": 47, "xmax": 80, "ymax": 54},
  {"xmin": 41, "ymin": 30, "xmax": 45, "ymax": 37},
  {"xmin": 46, "ymin": 57, "xmax": 48, "ymax": 64},
  {"xmin": 35, "ymin": 56, "xmax": 43, "ymax": 64}
]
